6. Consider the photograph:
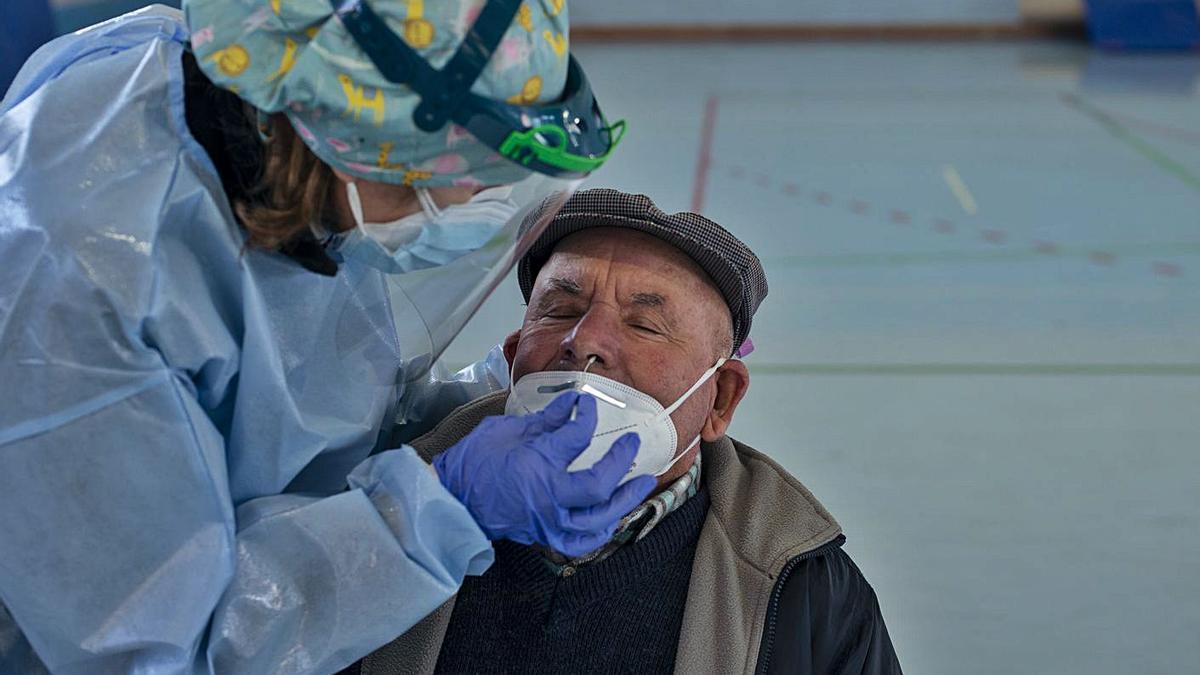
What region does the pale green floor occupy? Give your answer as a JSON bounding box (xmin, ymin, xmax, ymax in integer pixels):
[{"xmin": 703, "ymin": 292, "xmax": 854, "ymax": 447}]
[{"xmin": 443, "ymin": 40, "xmax": 1200, "ymax": 674}]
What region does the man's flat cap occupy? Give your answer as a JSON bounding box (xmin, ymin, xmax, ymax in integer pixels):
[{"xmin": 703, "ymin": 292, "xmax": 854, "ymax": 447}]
[{"xmin": 517, "ymin": 188, "xmax": 768, "ymax": 353}]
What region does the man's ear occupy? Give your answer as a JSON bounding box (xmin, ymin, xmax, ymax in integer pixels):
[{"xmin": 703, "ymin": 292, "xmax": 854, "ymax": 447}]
[
  {"xmin": 502, "ymin": 330, "xmax": 521, "ymax": 370},
  {"xmin": 702, "ymin": 360, "xmax": 750, "ymax": 442}
]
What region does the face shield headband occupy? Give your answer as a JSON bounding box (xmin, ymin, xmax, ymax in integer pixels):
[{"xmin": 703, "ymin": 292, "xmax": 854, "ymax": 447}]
[{"xmin": 331, "ymin": 0, "xmax": 626, "ymax": 179}]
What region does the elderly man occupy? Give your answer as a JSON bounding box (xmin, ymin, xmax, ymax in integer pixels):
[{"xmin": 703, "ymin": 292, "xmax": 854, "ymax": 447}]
[{"xmin": 345, "ymin": 189, "xmax": 901, "ymax": 675}]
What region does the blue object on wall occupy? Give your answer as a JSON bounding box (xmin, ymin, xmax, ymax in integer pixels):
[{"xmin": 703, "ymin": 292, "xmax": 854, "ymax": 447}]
[
  {"xmin": 1086, "ymin": 0, "xmax": 1200, "ymax": 49},
  {"xmin": 1082, "ymin": 51, "xmax": 1200, "ymax": 94},
  {"xmin": 1, "ymin": 0, "xmax": 56, "ymax": 96}
]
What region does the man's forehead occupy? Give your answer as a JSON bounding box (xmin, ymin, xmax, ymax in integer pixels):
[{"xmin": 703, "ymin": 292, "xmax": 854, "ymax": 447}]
[{"xmin": 537, "ymin": 228, "xmax": 715, "ymax": 295}]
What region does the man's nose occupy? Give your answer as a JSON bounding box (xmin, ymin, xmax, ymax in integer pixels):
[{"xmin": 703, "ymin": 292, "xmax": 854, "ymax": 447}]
[{"xmin": 560, "ymin": 307, "xmax": 620, "ymax": 370}]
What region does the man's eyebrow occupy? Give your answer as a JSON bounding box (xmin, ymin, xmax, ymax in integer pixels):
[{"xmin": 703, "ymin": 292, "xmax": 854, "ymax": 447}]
[
  {"xmin": 630, "ymin": 292, "xmax": 666, "ymax": 308},
  {"xmin": 545, "ymin": 277, "xmax": 582, "ymax": 295}
]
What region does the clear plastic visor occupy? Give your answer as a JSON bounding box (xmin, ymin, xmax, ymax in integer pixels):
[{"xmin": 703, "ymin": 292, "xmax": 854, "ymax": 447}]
[{"xmin": 378, "ymin": 172, "xmax": 579, "ymax": 382}]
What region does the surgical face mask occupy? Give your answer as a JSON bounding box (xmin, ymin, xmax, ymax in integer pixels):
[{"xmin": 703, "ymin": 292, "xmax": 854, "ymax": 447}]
[
  {"xmin": 505, "ymin": 357, "xmax": 728, "ymax": 484},
  {"xmin": 329, "ymin": 182, "xmax": 518, "ymax": 274}
]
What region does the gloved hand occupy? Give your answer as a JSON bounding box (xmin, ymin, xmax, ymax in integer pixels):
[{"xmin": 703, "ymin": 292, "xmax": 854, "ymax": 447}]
[{"xmin": 433, "ymin": 391, "xmax": 656, "ymax": 557}]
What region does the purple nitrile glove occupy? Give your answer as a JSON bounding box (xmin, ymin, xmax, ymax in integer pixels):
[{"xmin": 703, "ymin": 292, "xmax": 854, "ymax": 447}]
[{"xmin": 433, "ymin": 391, "xmax": 656, "ymax": 557}]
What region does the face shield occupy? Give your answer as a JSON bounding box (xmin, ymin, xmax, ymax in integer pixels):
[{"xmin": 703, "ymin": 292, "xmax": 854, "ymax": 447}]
[
  {"xmin": 328, "ymin": 173, "xmax": 579, "ymax": 382},
  {"xmin": 317, "ymin": 0, "xmax": 616, "ymax": 380}
]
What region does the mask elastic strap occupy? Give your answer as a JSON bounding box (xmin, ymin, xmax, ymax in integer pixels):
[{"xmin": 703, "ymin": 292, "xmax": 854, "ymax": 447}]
[
  {"xmin": 345, "ymin": 182, "xmax": 367, "ymax": 233},
  {"xmin": 415, "ymin": 187, "xmax": 444, "ymax": 220},
  {"xmin": 655, "ymin": 435, "xmax": 701, "ymax": 477},
  {"xmin": 658, "ymin": 358, "xmax": 727, "ymax": 420}
]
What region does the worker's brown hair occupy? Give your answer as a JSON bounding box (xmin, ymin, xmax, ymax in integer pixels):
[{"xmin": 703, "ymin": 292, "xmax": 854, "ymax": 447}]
[{"xmin": 235, "ymin": 113, "xmax": 336, "ymax": 249}]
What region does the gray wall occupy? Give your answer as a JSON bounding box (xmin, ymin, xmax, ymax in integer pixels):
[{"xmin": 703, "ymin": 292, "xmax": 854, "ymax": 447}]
[
  {"xmin": 50, "ymin": 0, "xmax": 1024, "ymax": 36},
  {"xmin": 572, "ymin": 0, "xmax": 1021, "ymax": 25}
]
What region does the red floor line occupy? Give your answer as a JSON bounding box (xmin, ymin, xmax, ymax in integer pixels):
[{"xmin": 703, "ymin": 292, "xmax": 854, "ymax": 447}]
[
  {"xmin": 715, "ymin": 158, "xmax": 1185, "ymax": 278},
  {"xmin": 690, "ymin": 95, "xmax": 720, "ymax": 213}
]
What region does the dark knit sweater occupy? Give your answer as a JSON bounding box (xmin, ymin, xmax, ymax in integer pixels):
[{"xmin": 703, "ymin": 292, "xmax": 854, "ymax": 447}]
[{"xmin": 431, "ymin": 484, "xmax": 711, "ymax": 675}]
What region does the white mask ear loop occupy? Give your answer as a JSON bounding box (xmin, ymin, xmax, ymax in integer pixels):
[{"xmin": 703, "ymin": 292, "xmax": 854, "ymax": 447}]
[
  {"xmin": 415, "ymin": 187, "xmax": 444, "ymax": 220},
  {"xmin": 654, "ymin": 437, "xmax": 700, "ymax": 477},
  {"xmin": 655, "ymin": 359, "xmax": 726, "ymax": 477},
  {"xmin": 658, "ymin": 358, "xmax": 728, "ymax": 420},
  {"xmin": 345, "ymin": 181, "xmax": 366, "ymax": 233}
]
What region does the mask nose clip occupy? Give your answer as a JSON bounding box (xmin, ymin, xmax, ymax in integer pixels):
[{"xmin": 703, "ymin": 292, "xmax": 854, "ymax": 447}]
[{"xmin": 536, "ymin": 382, "xmax": 575, "ymax": 395}]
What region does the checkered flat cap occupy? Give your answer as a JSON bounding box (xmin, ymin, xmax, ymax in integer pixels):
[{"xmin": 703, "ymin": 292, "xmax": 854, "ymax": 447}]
[{"xmin": 517, "ymin": 188, "xmax": 768, "ymax": 352}]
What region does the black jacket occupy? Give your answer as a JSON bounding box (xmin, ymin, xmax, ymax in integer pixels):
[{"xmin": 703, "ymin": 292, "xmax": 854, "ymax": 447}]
[{"xmin": 755, "ymin": 537, "xmax": 900, "ymax": 674}]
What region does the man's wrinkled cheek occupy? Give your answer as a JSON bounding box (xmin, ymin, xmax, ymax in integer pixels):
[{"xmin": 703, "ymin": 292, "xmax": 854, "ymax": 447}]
[
  {"xmin": 518, "ymin": 325, "xmax": 567, "ymax": 365},
  {"xmin": 634, "ymin": 351, "xmax": 680, "ymax": 406}
]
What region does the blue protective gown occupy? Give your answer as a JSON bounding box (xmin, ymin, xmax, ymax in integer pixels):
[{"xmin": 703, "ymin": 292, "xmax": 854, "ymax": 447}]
[{"xmin": 0, "ymin": 8, "xmax": 502, "ymax": 673}]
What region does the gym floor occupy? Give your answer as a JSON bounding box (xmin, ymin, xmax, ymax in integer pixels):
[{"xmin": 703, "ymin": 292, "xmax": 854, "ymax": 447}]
[{"xmin": 443, "ymin": 39, "xmax": 1200, "ymax": 675}]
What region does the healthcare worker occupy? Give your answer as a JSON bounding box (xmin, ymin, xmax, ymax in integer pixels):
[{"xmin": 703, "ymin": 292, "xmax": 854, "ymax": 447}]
[{"xmin": 0, "ymin": 0, "xmax": 653, "ymax": 673}]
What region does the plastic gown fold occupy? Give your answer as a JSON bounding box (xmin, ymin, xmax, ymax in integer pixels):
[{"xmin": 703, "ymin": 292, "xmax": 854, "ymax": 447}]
[{"xmin": 0, "ymin": 8, "xmax": 555, "ymax": 674}]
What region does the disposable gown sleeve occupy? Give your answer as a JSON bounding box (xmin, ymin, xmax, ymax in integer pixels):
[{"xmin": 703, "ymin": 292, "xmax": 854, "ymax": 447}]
[
  {"xmin": 207, "ymin": 447, "xmax": 494, "ymax": 674},
  {"xmin": 390, "ymin": 345, "xmax": 510, "ymax": 446},
  {"xmin": 0, "ymin": 369, "xmax": 492, "ymax": 675},
  {"xmin": 0, "ymin": 275, "xmax": 492, "ymax": 674},
  {"xmin": 0, "ymin": 368, "xmax": 493, "ymax": 674}
]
